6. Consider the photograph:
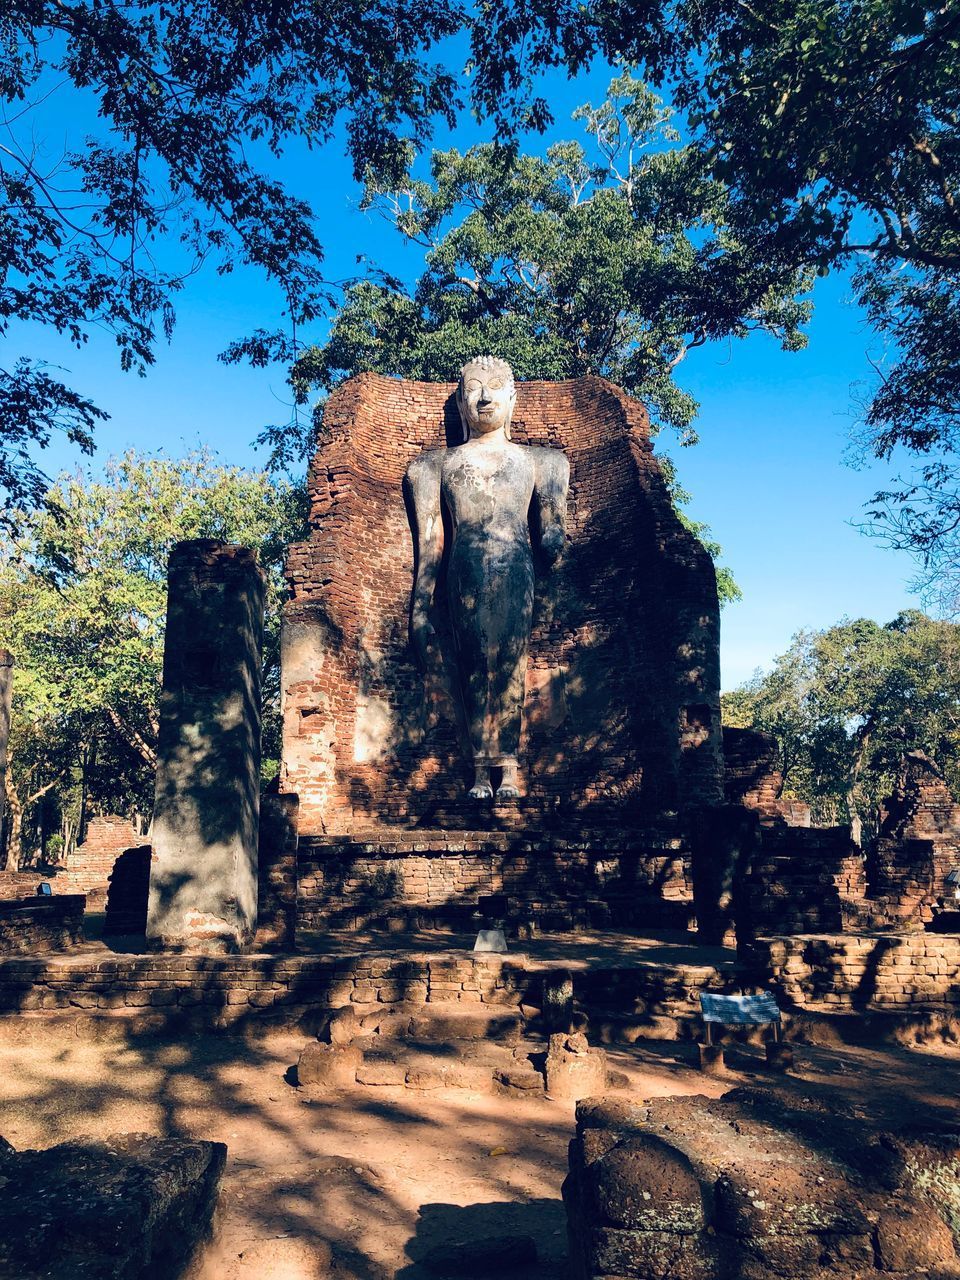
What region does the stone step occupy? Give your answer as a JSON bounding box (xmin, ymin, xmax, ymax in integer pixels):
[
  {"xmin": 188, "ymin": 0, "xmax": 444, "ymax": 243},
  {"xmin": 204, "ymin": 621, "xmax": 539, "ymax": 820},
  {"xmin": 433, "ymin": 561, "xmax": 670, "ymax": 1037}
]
[{"xmin": 321, "ymin": 1000, "xmax": 524, "ymax": 1045}]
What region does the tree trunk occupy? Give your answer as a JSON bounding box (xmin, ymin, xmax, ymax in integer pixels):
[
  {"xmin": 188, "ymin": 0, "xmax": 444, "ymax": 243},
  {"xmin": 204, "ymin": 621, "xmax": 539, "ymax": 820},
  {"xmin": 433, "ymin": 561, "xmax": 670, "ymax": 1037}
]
[
  {"xmin": 3, "ymin": 771, "xmax": 22, "ymax": 872},
  {"xmin": 107, "ymin": 709, "xmax": 158, "ymax": 769}
]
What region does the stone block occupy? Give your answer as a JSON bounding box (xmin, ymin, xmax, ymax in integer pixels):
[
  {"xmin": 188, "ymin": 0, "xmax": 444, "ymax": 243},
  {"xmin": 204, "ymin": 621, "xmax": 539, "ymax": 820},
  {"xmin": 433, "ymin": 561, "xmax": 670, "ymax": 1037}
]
[
  {"xmin": 875, "ymin": 1201, "xmax": 958, "ymax": 1271},
  {"xmin": 322, "ymin": 1005, "xmax": 361, "ymax": 1045},
  {"xmin": 589, "ymin": 1227, "xmax": 719, "ymax": 1280},
  {"xmin": 546, "ymin": 1032, "xmax": 608, "ymax": 1101},
  {"xmin": 297, "ymin": 1041, "xmax": 361, "ymax": 1089},
  {"xmin": 589, "ymin": 1135, "xmax": 705, "ymax": 1233},
  {"xmin": 765, "ymin": 1040, "xmax": 794, "ymax": 1072},
  {"xmin": 0, "ymin": 1132, "xmax": 225, "ymax": 1279},
  {"xmin": 698, "ymin": 1043, "xmax": 725, "ymax": 1075},
  {"xmin": 356, "ymin": 1057, "xmax": 406, "ymax": 1086}
]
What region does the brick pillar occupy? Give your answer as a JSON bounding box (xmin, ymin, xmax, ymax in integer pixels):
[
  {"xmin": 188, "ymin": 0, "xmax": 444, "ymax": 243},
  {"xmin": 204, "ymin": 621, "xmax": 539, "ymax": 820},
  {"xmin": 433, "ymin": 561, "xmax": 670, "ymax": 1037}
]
[
  {"xmin": 0, "ymin": 650, "xmax": 12, "ymax": 867},
  {"xmin": 146, "ymin": 541, "xmax": 265, "ymax": 952}
]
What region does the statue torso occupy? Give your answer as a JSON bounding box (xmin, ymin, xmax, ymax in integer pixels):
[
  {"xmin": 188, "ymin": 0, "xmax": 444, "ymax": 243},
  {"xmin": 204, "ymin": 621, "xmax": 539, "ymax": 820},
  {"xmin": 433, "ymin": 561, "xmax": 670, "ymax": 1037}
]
[{"xmin": 440, "ymin": 440, "xmax": 536, "ymax": 544}]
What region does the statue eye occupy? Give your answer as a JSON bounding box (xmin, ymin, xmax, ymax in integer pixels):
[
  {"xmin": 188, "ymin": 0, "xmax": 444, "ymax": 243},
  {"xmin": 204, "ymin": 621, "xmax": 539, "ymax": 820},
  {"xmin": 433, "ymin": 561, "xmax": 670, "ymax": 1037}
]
[
  {"xmin": 488, "ymin": 378, "xmax": 503, "ymax": 389},
  {"xmin": 466, "ymin": 379, "xmax": 481, "ymax": 391}
]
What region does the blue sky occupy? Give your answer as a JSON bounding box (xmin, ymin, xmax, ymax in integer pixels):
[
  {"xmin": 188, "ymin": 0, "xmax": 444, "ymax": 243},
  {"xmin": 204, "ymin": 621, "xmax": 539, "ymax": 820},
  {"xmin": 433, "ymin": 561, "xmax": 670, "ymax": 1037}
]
[{"xmin": 11, "ymin": 62, "xmax": 920, "ymax": 690}]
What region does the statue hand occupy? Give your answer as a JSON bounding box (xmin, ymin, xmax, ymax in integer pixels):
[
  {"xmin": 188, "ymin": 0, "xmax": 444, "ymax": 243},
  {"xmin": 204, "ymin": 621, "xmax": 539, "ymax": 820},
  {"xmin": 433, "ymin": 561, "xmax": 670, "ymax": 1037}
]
[{"xmin": 540, "ymin": 525, "xmax": 565, "ymax": 566}]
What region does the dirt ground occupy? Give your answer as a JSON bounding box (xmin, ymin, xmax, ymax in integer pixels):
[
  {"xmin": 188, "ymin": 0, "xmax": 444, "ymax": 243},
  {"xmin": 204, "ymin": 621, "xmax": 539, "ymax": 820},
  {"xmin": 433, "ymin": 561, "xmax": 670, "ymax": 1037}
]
[{"xmin": 1, "ymin": 1020, "xmax": 959, "ymax": 1279}]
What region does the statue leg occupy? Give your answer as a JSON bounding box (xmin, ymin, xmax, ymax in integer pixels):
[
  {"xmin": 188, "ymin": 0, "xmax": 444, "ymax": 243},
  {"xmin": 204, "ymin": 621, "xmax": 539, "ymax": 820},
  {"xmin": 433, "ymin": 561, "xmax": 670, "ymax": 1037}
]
[{"xmin": 449, "ymin": 542, "xmax": 533, "ymax": 799}]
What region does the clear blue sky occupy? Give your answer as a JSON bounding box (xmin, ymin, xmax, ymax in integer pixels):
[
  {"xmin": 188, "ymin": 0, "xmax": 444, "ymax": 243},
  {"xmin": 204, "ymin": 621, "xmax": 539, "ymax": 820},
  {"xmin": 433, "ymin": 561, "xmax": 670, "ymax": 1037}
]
[{"xmin": 12, "ymin": 62, "xmax": 920, "ymax": 691}]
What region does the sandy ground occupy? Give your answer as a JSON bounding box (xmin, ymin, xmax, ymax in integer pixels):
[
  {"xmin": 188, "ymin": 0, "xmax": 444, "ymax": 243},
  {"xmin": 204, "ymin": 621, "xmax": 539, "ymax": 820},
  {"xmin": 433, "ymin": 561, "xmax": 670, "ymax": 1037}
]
[{"xmin": 1, "ymin": 1021, "xmax": 959, "ymax": 1278}]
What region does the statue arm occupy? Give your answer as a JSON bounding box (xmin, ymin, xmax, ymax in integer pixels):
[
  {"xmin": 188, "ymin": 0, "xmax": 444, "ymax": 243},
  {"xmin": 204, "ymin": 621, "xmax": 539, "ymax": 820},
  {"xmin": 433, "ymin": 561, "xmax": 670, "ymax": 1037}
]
[
  {"xmin": 533, "ymin": 449, "xmax": 570, "ymax": 566},
  {"xmin": 405, "ymin": 451, "xmax": 444, "ymax": 668}
]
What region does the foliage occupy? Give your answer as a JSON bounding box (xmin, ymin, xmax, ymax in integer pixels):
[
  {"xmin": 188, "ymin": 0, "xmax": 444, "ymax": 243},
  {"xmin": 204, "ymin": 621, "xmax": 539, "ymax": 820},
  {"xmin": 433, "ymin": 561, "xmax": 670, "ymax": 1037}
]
[
  {"xmin": 723, "ymin": 610, "xmax": 960, "ymax": 830},
  {"xmin": 1, "ymin": 0, "xmax": 469, "ymax": 512},
  {"xmin": 468, "ymin": 1, "xmax": 960, "ymax": 593},
  {"xmin": 283, "ymin": 73, "xmax": 810, "ymax": 602},
  {"xmin": 290, "ymin": 74, "xmax": 811, "ymax": 442},
  {"xmin": 0, "ymin": 450, "xmax": 305, "ymax": 866}
]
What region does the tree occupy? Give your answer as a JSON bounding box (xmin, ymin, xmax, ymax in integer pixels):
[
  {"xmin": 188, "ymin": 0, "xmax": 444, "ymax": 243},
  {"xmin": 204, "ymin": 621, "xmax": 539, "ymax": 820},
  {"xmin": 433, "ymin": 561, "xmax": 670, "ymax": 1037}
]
[
  {"xmin": 0, "ymin": 450, "xmax": 304, "ymax": 867},
  {"xmin": 291, "ymin": 74, "xmax": 810, "ymax": 440},
  {"xmin": 723, "ymin": 610, "xmax": 960, "ymax": 832},
  {"xmin": 281, "ymin": 73, "xmax": 814, "ymax": 601},
  {"xmin": 1, "ymin": 0, "xmax": 474, "ymax": 513}
]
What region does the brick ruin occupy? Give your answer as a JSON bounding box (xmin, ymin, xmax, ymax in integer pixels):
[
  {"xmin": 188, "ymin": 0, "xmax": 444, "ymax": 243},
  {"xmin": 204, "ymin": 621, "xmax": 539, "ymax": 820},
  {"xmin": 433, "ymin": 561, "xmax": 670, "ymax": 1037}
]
[
  {"xmin": 280, "ymin": 373, "xmax": 722, "ymax": 837},
  {"xmin": 565, "ymin": 1091, "xmax": 960, "ymax": 1280},
  {"xmin": 866, "ymin": 750, "xmax": 960, "ymax": 926},
  {"xmin": 61, "ymin": 815, "xmax": 139, "ymax": 897},
  {"xmin": 722, "ymin": 725, "xmax": 811, "ymax": 825},
  {"xmin": 276, "ymin": 373, "xmax": 721, "ymax": 934}
]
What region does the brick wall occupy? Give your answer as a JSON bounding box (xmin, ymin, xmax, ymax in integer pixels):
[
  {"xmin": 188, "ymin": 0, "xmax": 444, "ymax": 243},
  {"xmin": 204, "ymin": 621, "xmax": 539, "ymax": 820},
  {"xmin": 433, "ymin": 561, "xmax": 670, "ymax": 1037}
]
[
  {"xmin": 0, "ymin": 896, "xmax": 85, "ymax": 955},
  {"xmin": 866, "ymin": 752, "xmax": 960, "ymax": 926},
  {"xmin": 62, "ymin": 816, "xmax": 138, "ymax": 893},
  {"xmin": 0, "ymin": 871, "xmax": 59, "ymax": 900},
  {"xmin": 722, "ymin": 726, "xmax": 811, "ymax": 825},
  {"xmin": 295, "ymin": 829, "xmax": 693, "ymax": 938},
  {"xmin": 744, "ymin": 932, "xmax": 960, "ymax": 1011},
  {"xmin": 0, "ymin": 952, "xmax": 534, "ymax": 1029},
  {"xmin": 281, "ymin": 373, "xmax": 722, "ymax": 835},
  {"xmin": 103, "ymin": 846, "xmax": 151, "ymax": 935},
  {"xmin": 737, "ymin": 825, "xmax": 867, "ymax": 940},
  {"xmin": 0, "ymin": 949, "xmax": 730, "ymax": 1034},
  {"xmin": 255, "ymin": 794, "xmax": 298, "ymax": 949}
]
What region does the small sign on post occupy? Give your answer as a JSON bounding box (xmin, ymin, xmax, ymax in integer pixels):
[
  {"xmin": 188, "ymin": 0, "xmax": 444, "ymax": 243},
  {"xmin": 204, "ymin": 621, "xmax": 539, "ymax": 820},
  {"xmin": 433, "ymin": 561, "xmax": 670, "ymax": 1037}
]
[{"xmin": 699, "ymin": 991, "xmax": 790, "ymax": 1073}]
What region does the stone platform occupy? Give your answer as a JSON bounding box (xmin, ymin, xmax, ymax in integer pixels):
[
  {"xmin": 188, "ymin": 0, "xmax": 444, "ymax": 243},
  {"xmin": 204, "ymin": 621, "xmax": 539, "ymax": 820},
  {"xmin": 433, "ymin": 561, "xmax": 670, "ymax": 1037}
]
[
  {"xmin": 291, "ymin": 827, "xmax": 694, "ymax": 941},
  {"xmin": 0, "ymin": 929, "xmax": 736, "ymax": 1039}
]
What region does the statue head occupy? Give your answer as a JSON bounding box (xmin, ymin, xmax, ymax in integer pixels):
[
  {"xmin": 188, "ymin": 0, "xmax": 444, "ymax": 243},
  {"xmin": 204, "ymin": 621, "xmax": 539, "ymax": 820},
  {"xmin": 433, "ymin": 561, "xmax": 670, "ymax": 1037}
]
[{"xmin": 456, "ymin": 355, "xmax": 516, "ymax": 441}]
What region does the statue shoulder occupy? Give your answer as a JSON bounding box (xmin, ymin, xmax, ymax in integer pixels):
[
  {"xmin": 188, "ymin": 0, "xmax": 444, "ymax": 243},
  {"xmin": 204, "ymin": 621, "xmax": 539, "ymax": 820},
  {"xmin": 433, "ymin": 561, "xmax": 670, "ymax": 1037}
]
[
  {"xmin": 529, "ymin": 445, "xmax": 570, "ymax": 482},
  {"xmin": 405, "ymin": 448, "xmax": 446, "ymax": 485}
]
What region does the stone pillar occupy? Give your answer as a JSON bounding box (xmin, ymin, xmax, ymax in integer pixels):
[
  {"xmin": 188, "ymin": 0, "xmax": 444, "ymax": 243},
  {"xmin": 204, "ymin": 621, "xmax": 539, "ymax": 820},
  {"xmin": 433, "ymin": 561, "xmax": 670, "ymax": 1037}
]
[
  {"xmin": 0, "ymin": 650, "xmax": 13, "ymax": 866},
  {"xmin": 146, "ymin": 541, "xmax": 265, "ymax": 952}
]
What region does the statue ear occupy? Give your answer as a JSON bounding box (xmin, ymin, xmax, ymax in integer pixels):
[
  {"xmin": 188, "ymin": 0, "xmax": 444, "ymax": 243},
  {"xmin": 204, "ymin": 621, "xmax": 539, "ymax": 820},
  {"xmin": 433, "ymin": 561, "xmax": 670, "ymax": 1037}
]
[{"xmin": 455, "ymin": 386, "xmax": 469, "ymax": 442}]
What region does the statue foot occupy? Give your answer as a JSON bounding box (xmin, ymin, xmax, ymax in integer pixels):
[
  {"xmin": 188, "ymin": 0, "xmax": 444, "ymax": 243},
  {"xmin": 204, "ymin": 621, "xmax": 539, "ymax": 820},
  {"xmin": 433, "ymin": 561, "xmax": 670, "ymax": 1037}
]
[
  {"xmin": 469, "ymin": 781, "xmax": 494, "ymax": 801},
  {"xmin": 495, "ymin": 783, "xmax": 520, "ymax": 802}
]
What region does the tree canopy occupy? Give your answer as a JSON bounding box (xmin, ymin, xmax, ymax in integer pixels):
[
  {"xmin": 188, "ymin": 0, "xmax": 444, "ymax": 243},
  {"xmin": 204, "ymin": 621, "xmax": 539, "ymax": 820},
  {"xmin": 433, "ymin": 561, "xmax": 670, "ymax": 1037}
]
[
  {"xmin": 289, "ymin": 74, "xmax": 811, "ymax": 444},
  {"xmin": 281, "ymin": 72, "xmax": 815, "ymax": 604},
  {"xmin": 7, "ymin": 0, "xmax": 959, "ymax": 597},
  {"xmin": 469, "ymin": 1, "xmax": 960, "ymax": 599},
  {"xmin": 0, "ymin": 451, "xmax": 304, "ymax": 866},
  {"xmin": 1, "ymin": 0, "xmax": 474, "ymax": 512},
  {"xmin": 723, "ymin": 610, "xmax": 960, "ymax": 832}
]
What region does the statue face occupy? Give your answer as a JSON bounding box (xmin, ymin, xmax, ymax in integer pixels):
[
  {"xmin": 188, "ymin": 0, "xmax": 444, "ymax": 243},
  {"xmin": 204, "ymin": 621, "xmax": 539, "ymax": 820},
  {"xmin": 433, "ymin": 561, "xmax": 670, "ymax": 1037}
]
[{"xmin": 458, "ymin": 365, "xmax": 516, "ymax": 437}]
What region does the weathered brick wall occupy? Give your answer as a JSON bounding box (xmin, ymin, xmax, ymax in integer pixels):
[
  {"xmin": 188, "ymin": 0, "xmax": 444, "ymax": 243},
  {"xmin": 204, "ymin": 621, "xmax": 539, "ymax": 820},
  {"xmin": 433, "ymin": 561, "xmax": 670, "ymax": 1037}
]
[
  {"xmin": 103, "ymin": 846, "xmax": 151, "ymax": 936},
  {"xmin": 722, "ymin": 726, "xmax": 811, "ymax": 825},
  {"xmin": 0, "ymin": 949, "xmax": 730, "ymax": 1034},
  {"xmin": 0, "ymin": 871, "xmax": 59, "ymax": 900},
  {"xmin": 281, "ymin": 373, "xmax": 722, "ymax": 834},
  {"xmin": 295, "ymin": 829, "xmax": 692, "ymax": 937},
  {"xmin": 255, "ymin": 794, "xmax": 299, "ymax": 950},
  {"xmin": 0, "ymin": 952, "xmax": 534, "ymax": 1029},
  {"xmin": 737, "ymin": 825, "xmax": 866, "ymax": 941},
  {"xmin": 866, "ymin": 752, "xmax": 960, "ymax": 926},
  {"xmin": 61, "ymin": 816, "xmax": 138, "ymax": 893},
  {"xmin": 744, "ymin": 932, "xmax": 960, "ymax": 1011},
  {"xmin": 0, "ymin": 896, "xmax": 85, "ymax": 954},
  {"xmin": 722, "ymin": 726, "xmax": 783, "ymax": 818}
]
